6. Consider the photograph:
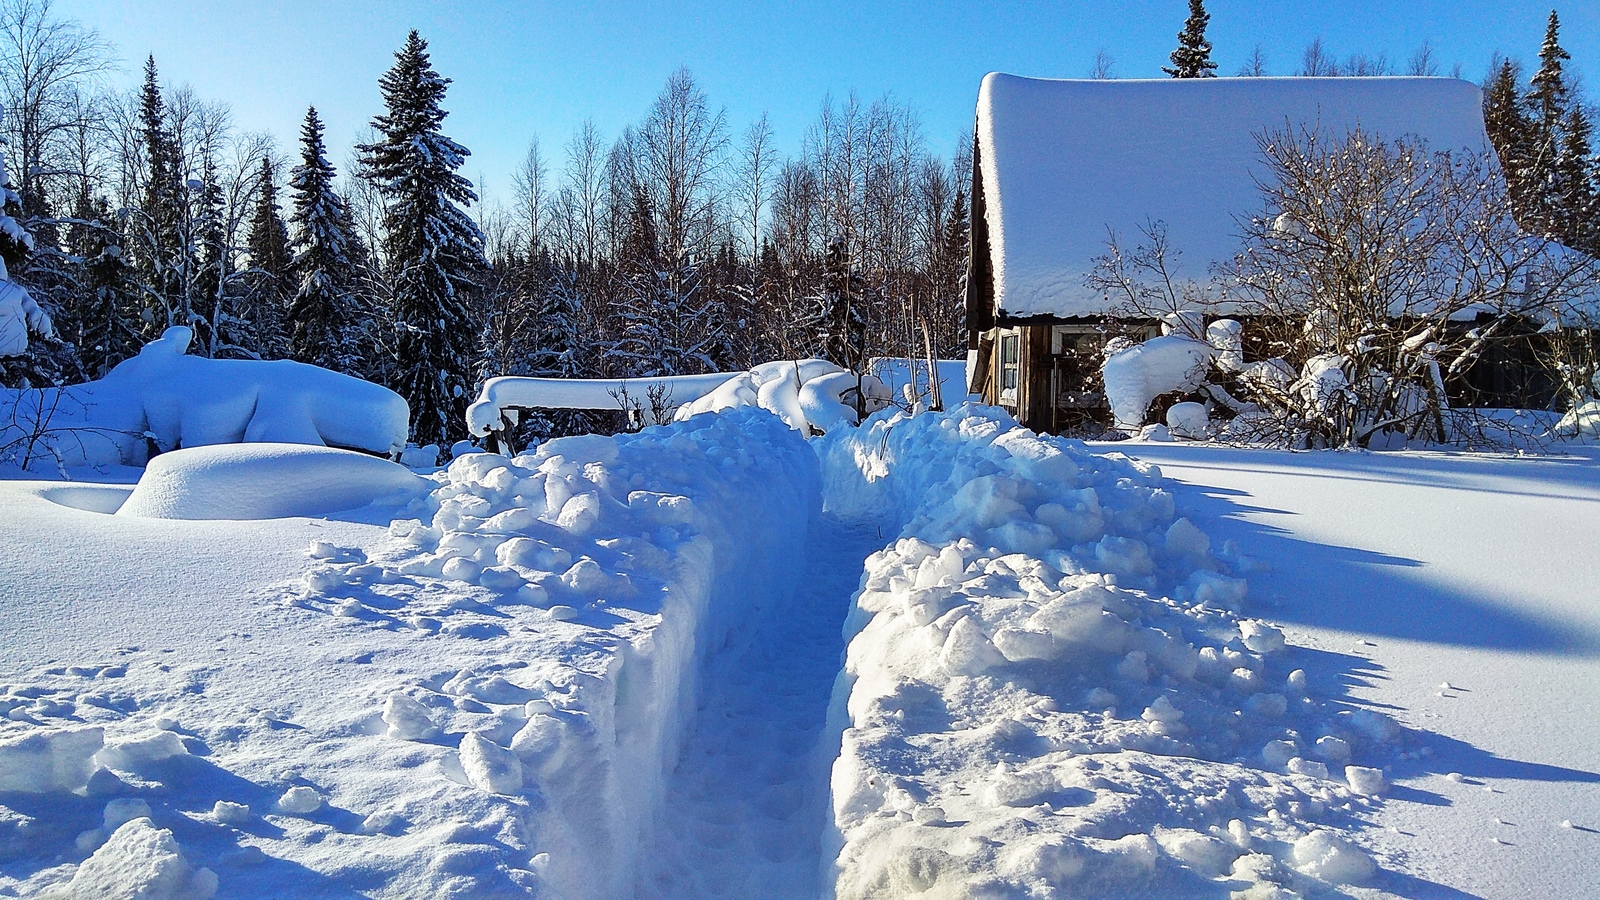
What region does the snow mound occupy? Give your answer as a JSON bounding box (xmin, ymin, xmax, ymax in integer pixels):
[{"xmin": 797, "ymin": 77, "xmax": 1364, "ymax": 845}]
[
  {"xmin": 674, "ymin": 359, "xmax": 892, "ymax": 435},
  {"xmin": 1102, "ymin": 333, "xmax": 1214, "ymax": 431},
  {"xmin": 49, "ymin": 817, "xmax": 217, "ymax": 900},
  {"xmin": 0, "ymin": 326, "xmax": 409, "ymax": 470},
  {"xmin": 816, "ymin": 405, "xmax": 1394, "ymax": 897},
  {"xmin": 116, "ymin": 443, "xmax": 425, "ymax": 520}
]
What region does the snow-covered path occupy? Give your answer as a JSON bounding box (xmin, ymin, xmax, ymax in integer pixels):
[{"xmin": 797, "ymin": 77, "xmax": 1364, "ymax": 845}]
[{"xmin": 636, "ymin": 515, "xmax": 880, "ymax": 899}]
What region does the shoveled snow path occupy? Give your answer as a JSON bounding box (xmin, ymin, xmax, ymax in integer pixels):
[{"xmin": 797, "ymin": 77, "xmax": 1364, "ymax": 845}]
[{"xmin": 636, "ymin": 514, "xmax": 881, "ymax": 899}]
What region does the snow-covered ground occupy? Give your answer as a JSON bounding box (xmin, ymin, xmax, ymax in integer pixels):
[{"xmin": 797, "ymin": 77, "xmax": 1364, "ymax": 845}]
[
  {"xmin": 1117, "ymin": 441, "xmax": 1600, "ymax": 899},
  {"xmin": 4, "ymin": 400, "xmax": 1597, "ymax": 898}
]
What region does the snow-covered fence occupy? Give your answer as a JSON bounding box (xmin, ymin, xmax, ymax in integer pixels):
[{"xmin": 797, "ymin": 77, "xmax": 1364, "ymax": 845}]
[
  {"xmin": 466, "ymin": 372, "xmax": 740, "ymax": 450},
  {"xmin": 467, "ymin": 360, "xmax": 894, "ymax": 449}
]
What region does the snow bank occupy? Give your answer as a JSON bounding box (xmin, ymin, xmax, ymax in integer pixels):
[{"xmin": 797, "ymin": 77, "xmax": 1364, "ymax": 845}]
[
  {"xmin": 0, "ymin": 327, "xmax": 409, "ymax": 470},
  {"xmin": 288, "ymin": 407, "xmax": 820, "ymax": 896},
  {"xmin": 976, "ymin": 74, "xmax": 1490, "ymax": 317},
  {"xmin": 817, "ymin": 405, "xmax": 1390, "ymax": 897},
  {"xmin": 116, "ymin": 443, "xmax": 426, "ymax": 520},
  {"xmin": 673, "ymin": 360, "xmax": 892, "ymax": 435}
]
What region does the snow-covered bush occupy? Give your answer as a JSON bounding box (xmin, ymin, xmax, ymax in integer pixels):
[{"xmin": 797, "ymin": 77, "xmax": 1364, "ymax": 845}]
[{"xmin": 1092, "ymin": 128, "xmax": 1600, "ymax": 448}]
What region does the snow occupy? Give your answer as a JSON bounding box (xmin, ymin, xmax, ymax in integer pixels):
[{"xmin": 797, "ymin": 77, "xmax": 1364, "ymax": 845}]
[
  {"xmin": 1121, "ymin": 441, "xmax": 1600, "ymax": 897},
  {"xmin": 0, "ymin": 279, "xmax": 52, "ymax": 358},
  {"xmin": 976, "ymin": 74, "xmax": 1491, "ymax": 317},
  {"xmin": 1101, "ymin": 333, "xmax": 1214, "ymax": 430},
  {"xmin": 49, "ymin": 817, "xmax": 217, "ymax": 900},
  {"xmin": 0, "ymin": 326, "xmax": 409, "ymax": 470},
  {"xmin": 4, "ymin": 389, "xmax": 1599, "ymax": 897},
  {"xmin": 116, "ymin": 443, "xmax": 426, "ymax": 520},
  {"xmin": 466, "ymin": 371, "xmax": 739, "ymax": 434},
  {"xmin": 814, "ymin": 405, "xmax": 1399, "ymax": 898},
  {"xmin": 469, "ymin": 360, "xmax": 892, "ymax": 438}
]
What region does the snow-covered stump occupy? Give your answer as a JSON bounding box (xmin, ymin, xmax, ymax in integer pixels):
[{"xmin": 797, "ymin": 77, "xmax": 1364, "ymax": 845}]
[
  {"xmin": 354, "ymin": 408, "xmax": 821, "ymax": 897},
  {"xmin": 815, "ymin": 407, "xmax": 1388, "ymax": 898}
]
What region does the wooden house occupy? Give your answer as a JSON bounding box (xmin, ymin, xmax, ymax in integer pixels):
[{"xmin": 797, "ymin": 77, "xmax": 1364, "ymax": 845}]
[{"xmin": 962, "ymin": 74, "xmax": 1496, "ymax": 432}]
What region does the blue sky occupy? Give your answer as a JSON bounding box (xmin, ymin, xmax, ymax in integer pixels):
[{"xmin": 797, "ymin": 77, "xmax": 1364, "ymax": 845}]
[{"xmin": 55, "ymin": 1, "xmax": 1600, "ymax": 207}]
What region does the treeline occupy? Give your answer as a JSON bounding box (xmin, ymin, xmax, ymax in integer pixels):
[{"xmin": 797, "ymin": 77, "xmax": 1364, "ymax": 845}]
[{"xmin": 0, "ymin": 0, "xmax": 970, "ymax": 448}]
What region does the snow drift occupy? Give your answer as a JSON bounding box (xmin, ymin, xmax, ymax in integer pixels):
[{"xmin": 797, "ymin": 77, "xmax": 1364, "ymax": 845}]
[
  {"xmin": 0, "ymin": 326, "xmax": 409, "ymax": 470},
  {"xmin": 117, "ymin": 443, "xmax": 426, "ymax": 520},
  {"xmin": 816, "ymin": 406, "xmax": 1395, "ymax": 897}
]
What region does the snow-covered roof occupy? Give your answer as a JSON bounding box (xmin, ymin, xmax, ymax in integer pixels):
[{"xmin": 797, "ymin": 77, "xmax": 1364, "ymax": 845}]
[{"xmin": 976, "ymin": 74, "xmax": 1492, "ymax": 319}]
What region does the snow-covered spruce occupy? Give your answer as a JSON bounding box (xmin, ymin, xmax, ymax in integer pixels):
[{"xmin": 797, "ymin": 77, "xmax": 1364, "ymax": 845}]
[{"xmin": 816, "ymin": 406, "xmax": 1394, "ymax": 897}]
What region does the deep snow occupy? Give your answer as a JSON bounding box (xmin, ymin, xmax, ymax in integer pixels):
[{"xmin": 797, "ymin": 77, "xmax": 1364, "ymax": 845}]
[
  {"xmin": 3, "ymin": 401, "xmax": 1598, "ymax": 898},
  {"xmin": 1117, "ymin": 441, "xmax": 1600, "ymax": 899}
]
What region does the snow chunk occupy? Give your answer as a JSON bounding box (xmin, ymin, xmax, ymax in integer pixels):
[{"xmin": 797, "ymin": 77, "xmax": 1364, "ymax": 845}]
[
  {"xmin": 382, "ymin": 692, "xmax": 439, "ymax": 741},
  {"xmin": 1345, "ymin": 765, "xmax": 1388, "ymax": 797},
  {"xmin": 1240, "ymin": 620, "xmax": 1286, "ymax": 654},
  {"xmin": 96, "ymin": 730, "xmax": 187, "ymax": 772},
  {"xmin": 0, "ymin": 726, "xmax": 102, "ymax": 793},
  {"xmin": 103, "ymin": 798, "xmax": 152, "ymax": 831},
  {"xmin": 58, "ymin": 817, "xmax": 218, "ymax": 899},
  {"xmin": 1292, "ymin": 829, "xmax": 1375, "ymax": 884},
  {"xmin": 276, "ymin": 786, "xmax": 322, "ymax": 815},
  {"xmin": 458, "ymin": 732, "xmax": 523, "ymax": 795},
  {"xmin": 118, "ymin": 443, "xmax": 424, "ymax": 520},
  {"xmin": 210, "ymin": 801, "xmax": 250, "ymax": 825}
]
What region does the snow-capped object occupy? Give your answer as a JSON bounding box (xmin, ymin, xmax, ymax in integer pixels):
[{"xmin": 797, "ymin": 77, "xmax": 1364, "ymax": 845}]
[
  {"xmin": 1101, "ymin": 333, "xmax": 1215, "ymax": 430},
  {"xmin": 974, "ymin": 74, "xmax": 1489, "ymax": 317},
  {"xmin": 1166, "ymin": 401, "xmax": 1210, "ymax": 439},
  {"xmin": 0, "ymin": 326, "xmax": 411, "ymax": 469},
  {"xmin": 0, "ymin": 726, "xmax": 102, "ymax": 793},
  {"xmin": 673, "ymin": 360, "xmax": 892, "ymax": 435},
  {"xmin": 116, "ymin": 443, "xmax": 425, "ymax": 520},
  {"xmin": 0, "ymin": 279, "xmax": 51, "ymax": 358},
  {"xmin": 468, "ymin": 360, "xmax": 893, "ymax": 439},
  {"xmin": 466, "ymin": 371, "xmax": 740, "ymax": 436}
]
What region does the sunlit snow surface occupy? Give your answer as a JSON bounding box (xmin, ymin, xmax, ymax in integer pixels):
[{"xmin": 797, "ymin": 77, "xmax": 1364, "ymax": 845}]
[{"xmin": 1, "ymin": 404, "xmax": 1597, "ymax": 898}]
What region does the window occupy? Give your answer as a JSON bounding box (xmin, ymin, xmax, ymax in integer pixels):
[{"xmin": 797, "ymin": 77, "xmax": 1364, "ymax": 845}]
[{"xmin": 1000, "ymin": 333, "xmax": 1020, "ymax": 401}]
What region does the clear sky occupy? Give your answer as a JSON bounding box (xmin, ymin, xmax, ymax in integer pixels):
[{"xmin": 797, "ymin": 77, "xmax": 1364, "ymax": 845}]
[{"xmin": 52, "ymin": 0, "xmax": 1600, "ymax": 208}]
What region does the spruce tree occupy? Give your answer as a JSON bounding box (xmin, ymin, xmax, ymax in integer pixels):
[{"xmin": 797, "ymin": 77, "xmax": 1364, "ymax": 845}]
[
  {"xmin": 1524, "ymin": 10, "xmax": 1572, "ymax": 232},
  {"xmin": 239, "ymin": 159, "xmax": 290, "ymax": 358},
  {"xmin": 1484, "ymin": 58, "xmax": 1534, "ymax": 214},
  {"xmin": 1555, "ymin": 104, "xmax": 1597, "ymax": 252},
  {"xmin": 287, "ymin": 107, "xmax": 360, "ymax": 372},
  {"xmin": 357, "ymin": 31, "xmax": 486, "ymax": 448},
  {"xmin": 191, "ymin": 152, "xmax": 227, "ymax": 355},
  {"xmin": 813, "ymin": 239, "xmax": 866, "ymax": 370},
  {"xmin": 1163, "ymin": 0, "xmax": 1218, "ymax": 79},
  {"xmin": 77, "ymin": 199, "xmax": 140, "ymax": 378},
  {"xmin": 134, "ymin": 57, "xmax": 186, "ymax": 335}
]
